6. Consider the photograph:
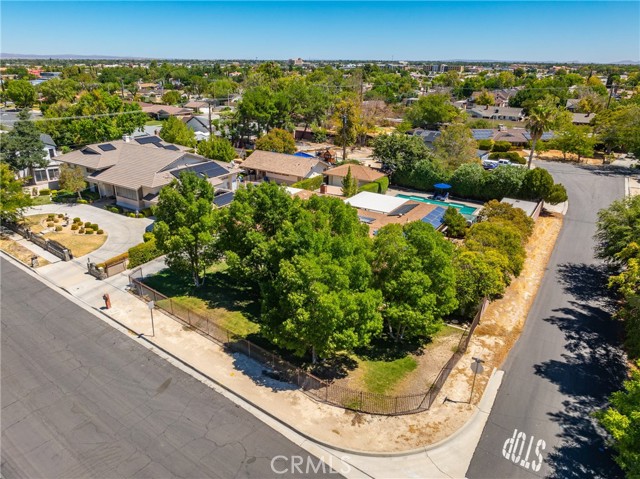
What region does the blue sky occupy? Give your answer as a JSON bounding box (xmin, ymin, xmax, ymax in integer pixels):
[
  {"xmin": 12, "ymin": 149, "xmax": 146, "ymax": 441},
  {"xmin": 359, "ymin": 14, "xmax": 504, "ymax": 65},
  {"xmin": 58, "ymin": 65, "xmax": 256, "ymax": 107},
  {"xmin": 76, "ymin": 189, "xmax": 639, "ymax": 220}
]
[{"xmin": 2, "ymin": 1, "xmax": 639, "ymax": 62}]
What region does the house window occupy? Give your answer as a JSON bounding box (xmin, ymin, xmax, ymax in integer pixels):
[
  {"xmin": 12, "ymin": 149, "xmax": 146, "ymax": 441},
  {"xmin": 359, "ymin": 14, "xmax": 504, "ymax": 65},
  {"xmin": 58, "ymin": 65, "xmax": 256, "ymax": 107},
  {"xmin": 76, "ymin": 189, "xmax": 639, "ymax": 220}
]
[
  {"xmin": 116, "ymin": 186, "xmax": 138, "ymax": 200},
  {"xmin": 48, "ymin": 148, "xmax": 56, "ymax": 158},
  {"xmin": 34, "ymin": 170, "xmax": 48, "ymax": 182},
  {"xmin": 48, "ymin": 168, "xmax": 59, "ymax": 180}
]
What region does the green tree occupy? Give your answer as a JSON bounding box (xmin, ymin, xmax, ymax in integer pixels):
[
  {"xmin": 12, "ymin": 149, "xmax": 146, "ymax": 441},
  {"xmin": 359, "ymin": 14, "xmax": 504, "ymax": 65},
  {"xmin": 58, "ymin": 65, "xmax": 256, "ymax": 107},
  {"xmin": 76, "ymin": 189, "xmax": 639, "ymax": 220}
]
[
  {"xmin": 525, "ymin": 103, "xmax": 557, "ymax": 169},
  {"xmin": 0, "ymin": 163, "xmax": 33, "ymax": 222},
  {"xmin": 466, "ymin": 221, "xmax": 526, "ymax": 278},
  {"xmin": 161, "ymin": 90, "xmax": 182, "ymax": 105},
  {"xmin": 609, "ymin": 243, "xmax": 640, "ymax": 357},
  {"xmin": 341, "ymin": 166, "xmax": 358, "ymax": 197},
  {"xmin": 197, "ymin": 135, "xmax": 236, "ymax": 162},
  {"xmin": 405, "ymin": 94, "xmax": 459, "ymax": 128},
  {"xmin": 58, "ymin": 164, "xmax": 86, "ymax": 199},
  {"xmin": 159, "ymin": 116, "xmax": 196, "ymax": 147},
  {"xmin": 595, "ymin": 195, "xmax": 640, "ymax": 263},
  {"xmin": 153, "ymin": 171, "xmax": 219, "ymax": 287},
  {"xmin": 454, "ymin": 249, "xmax": 509, "ymax": 317},
  {"xmin": 333, "ymin": 99, "xmax": 359, "ymax": 161},
  {"xmin": 372, "ymin": 222, "xmax": 458, "ymax": 341},
  {"xmin": 434, "ymin": 122, "xmax": 478, "ymax": 170},
  {"xmin": 40, "ymin": 90, "xmax": 146, "ymax": 147},
  {"xmin": 443, "ymin": 206, "xmax": 468, "ymax": 238},
  {"xmin": 254, "ymin": 128, "xmax": 296, "ymax": 154},
  {"xmin": 478, "ymin": 200, "xmax": 534, "ymax": 242},
  {"xmin": 483, "ymin": 164, "xmax": 528, "ymax": 200},
  {"xmin": 37, "ymin": 78, "xmax": 79, "ymax": 106},
  {"xmin": 475, "ymin": 90, "xmax": 495, "ymax": 107},
  {"xmin": 0, "ymin": 109, "xmax": 47, "ymax": 177},
  {"xmin": 6, "ymin": 80, "xmax": 37, "ymax": 109},
  {"xmin": 450, "ymin": 163, "xmax": 486, "ymax": 199},
  {"xmin": 548, "ymin": 124, "xmax": 596, "ymax": 161},
  {"xmin": 595, "ymin": 360, "xmax": 640, "ymax": 478},
  {"xmin": 372, "ymin": 132, "xmax": 432, "ymax": 174}
]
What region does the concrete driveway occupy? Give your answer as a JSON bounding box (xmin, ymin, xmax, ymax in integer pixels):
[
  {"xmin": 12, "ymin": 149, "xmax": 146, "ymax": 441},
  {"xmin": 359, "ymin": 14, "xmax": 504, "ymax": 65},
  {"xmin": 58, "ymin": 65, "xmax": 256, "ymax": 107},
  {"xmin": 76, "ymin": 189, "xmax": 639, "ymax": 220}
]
[{"xmin": 26, "ymin": 203, "xmax": 153, "ymax": 263}]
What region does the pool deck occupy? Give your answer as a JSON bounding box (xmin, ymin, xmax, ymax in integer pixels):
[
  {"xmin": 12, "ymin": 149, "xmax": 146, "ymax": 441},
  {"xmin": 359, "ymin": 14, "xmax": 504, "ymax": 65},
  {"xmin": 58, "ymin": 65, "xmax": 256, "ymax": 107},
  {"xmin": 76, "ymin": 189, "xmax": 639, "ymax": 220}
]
[{"xmin": 389, "ymin": 187, "xmax": 482, "ymax": 214}]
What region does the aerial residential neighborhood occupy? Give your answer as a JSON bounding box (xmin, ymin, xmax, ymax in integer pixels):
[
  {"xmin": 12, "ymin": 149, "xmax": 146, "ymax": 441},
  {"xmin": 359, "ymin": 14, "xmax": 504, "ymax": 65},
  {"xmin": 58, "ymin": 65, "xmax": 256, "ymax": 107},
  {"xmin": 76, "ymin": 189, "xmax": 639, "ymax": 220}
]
[{"xmin": 1, "ymin": 2, "xmax": 639, "ymax": 479}]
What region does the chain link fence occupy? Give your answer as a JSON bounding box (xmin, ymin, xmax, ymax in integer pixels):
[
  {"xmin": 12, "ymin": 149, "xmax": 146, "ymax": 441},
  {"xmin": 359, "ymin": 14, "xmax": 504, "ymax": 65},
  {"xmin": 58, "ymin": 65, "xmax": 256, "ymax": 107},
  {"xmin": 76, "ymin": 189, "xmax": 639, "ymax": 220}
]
[{"xmin": 129, "ymin": 268, "xmax": 487, "ymax": 415}]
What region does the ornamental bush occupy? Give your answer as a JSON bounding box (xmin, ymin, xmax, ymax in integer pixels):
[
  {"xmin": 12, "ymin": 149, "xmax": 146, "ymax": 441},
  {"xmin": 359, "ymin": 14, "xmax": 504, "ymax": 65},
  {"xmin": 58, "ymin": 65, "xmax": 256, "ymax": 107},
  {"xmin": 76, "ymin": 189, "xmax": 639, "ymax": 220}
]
[{"xmin": 128, "ymin": 239, "xmax": 161, "ymax": 268}]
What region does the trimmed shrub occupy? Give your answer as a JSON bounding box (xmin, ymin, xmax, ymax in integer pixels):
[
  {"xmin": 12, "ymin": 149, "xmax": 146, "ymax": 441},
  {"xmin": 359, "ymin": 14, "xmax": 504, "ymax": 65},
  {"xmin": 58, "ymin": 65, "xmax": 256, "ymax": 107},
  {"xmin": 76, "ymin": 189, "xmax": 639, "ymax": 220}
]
[
  {"xmin": 53, "ymin": 218, "xmax": 60, "ymax": 223},
  {"xmin": 39, "ymin": 189, "xmax": 50, "ymax": 196},
  {"xmin": 127, "ymin": 212, "xmax": 136, "ymax": 218},
  {"xmin": 128, "ymin": 239, "xmax": 162, "ymax": 268},
  {"xmin": 71, "ymin": 224, "xmax": 79, "ymax": 230},
  {"xmin": 57, "ymin": 213, "xmax": 64, "ymax": 218},
  {"xmin": 358, "ymin": 182, "xmax": 380, "ymax": 193},
  {"xmin": 47, "ymin": 222, "xmax": 54, "ymax": 227},
  {"xmin": 50, "ymin": 190, "xmax": 58, "ymax": 196},
  {"xmin": 492, "ymin": 141, "xmax": 512, "ymax": 152},
  {"xmin": 102, "ymin": 252, "xmax": 129, "ymax": 267},
  {"xmin": 97, "ymin": 229, "xmax": 104, "ymax": 235},
  {"xmin": 78, "ymin": 228, "xmax": 85, "ymax": 234},
  {"xmin": 47, "ymin": 214, "xmax": 55, "ymax": 220},
  {"xmin": 374, "ymin": 176, "xmax": 390, "ymax": 194},
  {"xmin": 73, "ymin": 217, "xmax": 81, "ymax": 223},
  {"xmin": 291, "ymin": 175, "xmax": 324, "ymax": 191},
  {"xmin": 90, "ymin": 223, "xmax": 99, "ymax": 231},
  {"xmin": 477, "ymin": 139, "xmax": 494, "ymax": 151},
  {"xmin": 85, "ymin": 229, "xmax": 94, "ymax": 234},
  {"xmin": 84, "ymin": 222, "xmax": 91, "ymax": 227},
  {"xmin": 55, "ymin": 225, "xmax": 63, "ymax": 232},
  {"xmin": 141, "ymin": 208, "xmax": 153, "ymax": 217},
  {"xmin": 106, "ymin": 206, "xmax": 120, "ymax": 213},
  {"xmin": 143, "ymin": 232, "xmax": 155, "ymax": 242},
  {"xmin": 77, "ymin": 199, "xmax": 88, "ymax": 204}
]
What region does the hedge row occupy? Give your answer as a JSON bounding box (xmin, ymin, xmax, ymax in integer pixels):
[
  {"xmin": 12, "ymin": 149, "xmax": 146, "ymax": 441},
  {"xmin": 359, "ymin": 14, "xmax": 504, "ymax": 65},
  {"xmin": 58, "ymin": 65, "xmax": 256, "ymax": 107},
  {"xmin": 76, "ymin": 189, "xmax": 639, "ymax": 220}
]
[
  {"xmin": 128, "ymin": 239, "xmax": 162, "ymax": 268},
  {"xmin": 291, "ymin": 175, "xmax": 324, "ymax": 191},
  {"xmin": 358, "ymin": 182, "xmax": 380, "ymax": 193},
  {"xmin": 488, "ymin": 152, "xmax": 526, "ymax": 164}
]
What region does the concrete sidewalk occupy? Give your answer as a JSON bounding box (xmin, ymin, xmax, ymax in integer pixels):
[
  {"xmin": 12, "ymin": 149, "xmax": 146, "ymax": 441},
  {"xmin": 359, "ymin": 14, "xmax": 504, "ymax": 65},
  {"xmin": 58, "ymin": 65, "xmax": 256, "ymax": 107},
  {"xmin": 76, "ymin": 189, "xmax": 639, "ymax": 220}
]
[{"xmin": 3, "ymin": 252, "xmax": 505, "ymax": 478}]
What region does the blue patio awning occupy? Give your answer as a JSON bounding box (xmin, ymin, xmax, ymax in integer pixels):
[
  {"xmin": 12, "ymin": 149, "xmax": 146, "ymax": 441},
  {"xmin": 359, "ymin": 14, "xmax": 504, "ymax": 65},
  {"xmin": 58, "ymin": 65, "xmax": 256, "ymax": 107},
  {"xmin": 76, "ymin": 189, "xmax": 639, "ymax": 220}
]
[{"xmin": 433, "ymin": 183, "xmax": 452, "ymax": 190}]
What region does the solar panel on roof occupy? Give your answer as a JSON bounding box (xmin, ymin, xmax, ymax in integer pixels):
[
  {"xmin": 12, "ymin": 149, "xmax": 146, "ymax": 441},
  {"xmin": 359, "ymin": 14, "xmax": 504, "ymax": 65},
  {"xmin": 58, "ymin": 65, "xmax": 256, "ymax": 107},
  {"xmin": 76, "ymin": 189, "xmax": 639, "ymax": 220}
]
[
  {"xmin": 97, "ymin": 143, "xmax": 116, "ymax": 152},
  {"xmin": 358, "ymin": 215, "xmax": 376, "ymax": 224},
  {"xmin": 171, "ymin": 161, "xmax": 229, "ymax": 180},
  {"xmin": 163, "ymin": 145, "xmax": 180, "ymax": 151},
  {"xmin": 388, "ymin": 203, "xmax": 418, "ymax": 216},
  {"xmin": 135, "ymin": 136, "xmax": 162, "ymax": 145},
  {"xmin": 213, "ymin": 191, "xmax": 235, "ymax": 207},
  {"xmin": 421, "ymin": 206, "xmax": 446, "ymax": 229},
  {"xmin": 471, "ymin": 129, "xmax": 495, "ymax": 140}
]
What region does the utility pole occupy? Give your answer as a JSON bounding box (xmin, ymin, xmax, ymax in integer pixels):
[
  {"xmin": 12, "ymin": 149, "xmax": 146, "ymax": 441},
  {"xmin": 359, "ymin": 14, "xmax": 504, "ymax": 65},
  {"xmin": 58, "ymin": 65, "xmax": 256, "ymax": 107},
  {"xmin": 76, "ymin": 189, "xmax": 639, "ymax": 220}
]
[
  {"xmin": 342, "ymin": 113, "xmax": 347, "ymax": 162},
  {"xmin": 469, "ymin": 357, "xmax": 485, "ymax": 403},
  {"xmin": 120, "ymin": 78, "xmax": 125, "ymax": 100}
]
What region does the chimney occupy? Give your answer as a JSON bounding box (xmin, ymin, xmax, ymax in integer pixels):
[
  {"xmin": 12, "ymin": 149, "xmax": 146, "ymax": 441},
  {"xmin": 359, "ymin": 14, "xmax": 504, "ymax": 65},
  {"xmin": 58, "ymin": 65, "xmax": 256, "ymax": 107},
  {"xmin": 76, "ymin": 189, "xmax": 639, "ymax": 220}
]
[
  {"xmin": 122, "ymin": 134, "xmax": 132, "ymax": 143},
  {"xmin": 320, "ymin": 183, "xmax": 328, "ymax": 194},
  {"xmin": 498, "ymin": 124, "xmax": 506, "ymax": 131}
]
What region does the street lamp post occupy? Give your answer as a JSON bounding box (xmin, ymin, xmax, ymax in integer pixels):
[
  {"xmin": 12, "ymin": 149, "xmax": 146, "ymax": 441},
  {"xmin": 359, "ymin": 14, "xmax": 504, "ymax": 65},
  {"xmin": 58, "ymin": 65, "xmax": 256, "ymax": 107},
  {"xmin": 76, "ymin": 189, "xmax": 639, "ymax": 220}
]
[{"xmin": 469, "ymin": 356, "xmax": 485, "ymax": 403}]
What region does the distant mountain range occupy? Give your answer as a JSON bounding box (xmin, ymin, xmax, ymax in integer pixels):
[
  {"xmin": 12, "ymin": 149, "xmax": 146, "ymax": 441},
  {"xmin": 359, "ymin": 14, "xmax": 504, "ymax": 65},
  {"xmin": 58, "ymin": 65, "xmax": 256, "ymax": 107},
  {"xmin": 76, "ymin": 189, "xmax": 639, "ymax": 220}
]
[{"xmin": 1, "ymin": 53, "xmax": 638, "ymax": 64}]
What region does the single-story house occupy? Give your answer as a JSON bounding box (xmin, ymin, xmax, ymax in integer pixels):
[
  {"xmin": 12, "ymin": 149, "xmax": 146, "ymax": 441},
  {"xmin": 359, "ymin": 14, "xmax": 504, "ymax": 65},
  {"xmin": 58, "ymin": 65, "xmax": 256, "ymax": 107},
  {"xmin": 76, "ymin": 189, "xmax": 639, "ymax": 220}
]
[
  {"xmin": 471, "ymin": 128, "xmax": 554, "ymax": 147},
  {"xmin": 468, "ymin": 106, "xmax": 525, "ymax": 122},
  {"xmin": 184, "ymin": 100, "xmax": 209, "ymax": 114},
  {"xmin": 138, "ymin": 102, "xmax": 192, "ymax": 120},
  {"xmin": 182, "ymin": 115, "xmax": 212, "ymax": 141},
  {"xmin": 565, "ymin": 99, "xmax": 580, "ymax": 112},
  {"xmin": 57, "ymin": 135, "xmax": 238, "ymax": 210},
  {"xmin": 323, "ymin": 164, "xmax": 386, "ymax": 188},
  {"xmin": 407, "ymin": 128, "xmax": 441, "ymax": 147},
  {"xmin": 240, "ymin": 150, "xmax": 330, "ymax": 185},
  {"xmin": 572, "ymin": 112, "xmax": 595, "ymax": 125}
]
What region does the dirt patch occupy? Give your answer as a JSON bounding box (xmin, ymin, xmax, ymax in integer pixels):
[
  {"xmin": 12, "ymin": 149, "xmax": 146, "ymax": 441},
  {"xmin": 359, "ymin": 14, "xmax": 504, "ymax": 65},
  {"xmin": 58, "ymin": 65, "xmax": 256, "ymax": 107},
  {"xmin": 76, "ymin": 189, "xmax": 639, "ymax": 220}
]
[{"xmin": 536, "ymin": 149, "xmax": 604, "ymax": 166}]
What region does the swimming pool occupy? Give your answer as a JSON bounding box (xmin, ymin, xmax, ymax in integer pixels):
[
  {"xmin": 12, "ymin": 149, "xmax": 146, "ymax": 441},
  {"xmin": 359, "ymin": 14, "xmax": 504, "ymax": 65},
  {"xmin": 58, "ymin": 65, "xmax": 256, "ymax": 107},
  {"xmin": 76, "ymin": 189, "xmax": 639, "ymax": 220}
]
[{"xmin": 396, "ymin": 194, "xmax": 479, "ymax": 216}]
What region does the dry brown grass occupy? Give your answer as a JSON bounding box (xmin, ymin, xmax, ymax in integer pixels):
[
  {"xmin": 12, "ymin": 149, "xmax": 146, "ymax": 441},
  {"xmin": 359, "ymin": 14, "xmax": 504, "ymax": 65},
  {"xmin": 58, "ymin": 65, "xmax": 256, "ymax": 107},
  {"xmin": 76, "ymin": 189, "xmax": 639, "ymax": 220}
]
[
  {"xmin": 24, "ymin": 214, "xmax": 108, "ymax": 258},
  {"xmin": 45, "ymin": 232, "xmax": 107, "ymax": 258},
  {"xmin": 0, "ymin": 236, "xmax": 49, "ymax": 267}
]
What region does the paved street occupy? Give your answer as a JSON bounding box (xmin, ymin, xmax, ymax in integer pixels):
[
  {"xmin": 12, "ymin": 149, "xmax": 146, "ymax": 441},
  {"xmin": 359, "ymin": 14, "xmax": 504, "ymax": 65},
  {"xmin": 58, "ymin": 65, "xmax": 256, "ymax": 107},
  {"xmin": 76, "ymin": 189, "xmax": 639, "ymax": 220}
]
[
  {"xmin": 1, "ymin": 259, "xmax": 336, "ymax": 478},
  {"xmin": 467, "ymin": 162, "xmax": 628, "ymax": 478}
]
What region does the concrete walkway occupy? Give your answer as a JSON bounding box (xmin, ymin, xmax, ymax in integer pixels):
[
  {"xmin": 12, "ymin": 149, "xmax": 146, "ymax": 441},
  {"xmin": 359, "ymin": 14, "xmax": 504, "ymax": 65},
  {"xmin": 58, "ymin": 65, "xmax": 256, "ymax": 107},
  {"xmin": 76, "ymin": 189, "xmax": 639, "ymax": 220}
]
[{"xmin": 1, "ymin": 248, "xmax": 505, "ymax": 478}]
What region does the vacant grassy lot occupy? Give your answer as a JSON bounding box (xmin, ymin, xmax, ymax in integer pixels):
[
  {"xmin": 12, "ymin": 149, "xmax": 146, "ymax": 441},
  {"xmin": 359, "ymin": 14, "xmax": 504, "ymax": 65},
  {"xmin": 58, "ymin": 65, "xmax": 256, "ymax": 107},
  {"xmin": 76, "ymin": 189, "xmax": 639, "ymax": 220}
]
[{"xmin": 143, "ymin": 263, "xmax": 261, "ymax": 338}]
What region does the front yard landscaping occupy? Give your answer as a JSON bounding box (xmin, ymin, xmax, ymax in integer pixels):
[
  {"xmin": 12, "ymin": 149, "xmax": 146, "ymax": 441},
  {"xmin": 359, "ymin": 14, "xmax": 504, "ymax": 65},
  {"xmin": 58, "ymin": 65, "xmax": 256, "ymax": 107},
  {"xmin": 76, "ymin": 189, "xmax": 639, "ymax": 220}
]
[
  {"xmin": 24, "ymin": 214, "xmax": 108, "ymax": 258},
  {"xmin": 0, "ymin": 235, "xmax": 49, "ymax": 267}
]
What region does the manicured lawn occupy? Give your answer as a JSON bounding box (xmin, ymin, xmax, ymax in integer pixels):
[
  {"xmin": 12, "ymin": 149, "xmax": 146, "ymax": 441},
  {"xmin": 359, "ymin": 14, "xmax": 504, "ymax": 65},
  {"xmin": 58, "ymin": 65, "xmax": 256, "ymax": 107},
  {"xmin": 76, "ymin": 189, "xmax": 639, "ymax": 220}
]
[
  {"xmin": 361, "ymin": 356, "xmax": 418, "ymax": 395},
  {"xmin": 31, "ymin": 195, "xmax": 52, "ymax": 206},
  {"xmin": 145, "ymin": 119, "xmax": 164, "ymax": 126},
  {"xmin": 143, "ymin": 263, "xmax": 261, "ymax": 338}
]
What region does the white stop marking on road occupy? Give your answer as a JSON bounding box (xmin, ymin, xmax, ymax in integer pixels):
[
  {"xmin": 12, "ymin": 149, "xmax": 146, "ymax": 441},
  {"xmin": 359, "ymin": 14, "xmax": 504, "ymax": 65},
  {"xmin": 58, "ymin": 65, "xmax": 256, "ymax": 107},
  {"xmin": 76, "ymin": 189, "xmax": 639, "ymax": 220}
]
[{"xmin": 502, "ymin": 429, "xmax": 546, "ymax": 472}]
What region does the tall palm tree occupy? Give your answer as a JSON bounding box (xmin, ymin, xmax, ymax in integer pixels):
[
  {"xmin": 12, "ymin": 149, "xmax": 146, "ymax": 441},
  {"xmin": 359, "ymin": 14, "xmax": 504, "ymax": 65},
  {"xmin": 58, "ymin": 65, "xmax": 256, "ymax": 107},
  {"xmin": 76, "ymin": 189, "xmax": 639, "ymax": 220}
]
[{"xmin": 526, "ymin": 105, "xmax": 556, "ymax": 169}]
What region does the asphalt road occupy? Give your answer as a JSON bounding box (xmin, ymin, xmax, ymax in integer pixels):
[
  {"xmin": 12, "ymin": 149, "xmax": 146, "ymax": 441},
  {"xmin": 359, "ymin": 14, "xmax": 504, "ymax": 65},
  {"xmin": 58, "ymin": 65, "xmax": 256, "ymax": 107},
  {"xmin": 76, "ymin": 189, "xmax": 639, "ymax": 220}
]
[
  {"xmin": 1, "ymin": 259, "xmax": 337, "ymax": 478},
  {"xmin": 467, "ymin": 162, "xmax": 628, "ymax": 479}
]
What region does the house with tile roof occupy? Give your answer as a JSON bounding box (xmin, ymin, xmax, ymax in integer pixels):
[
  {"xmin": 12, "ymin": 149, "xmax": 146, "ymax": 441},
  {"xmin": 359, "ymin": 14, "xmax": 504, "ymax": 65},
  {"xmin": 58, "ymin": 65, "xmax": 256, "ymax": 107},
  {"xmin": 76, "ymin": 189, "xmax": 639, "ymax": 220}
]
[
  {"xmin": 468, "ymin": 106, "xmax": 525, "ymax": 122},
  {"xmin": 57, "ymin": 135, "xmax": 238, "ymax": 210},
  {"xmin": 240, "ymin": 150, "xmax": 330, "ymax": 185},
  {"xmin": 323, "ymin": 164, "xmax": 386, "ymax": 189}
]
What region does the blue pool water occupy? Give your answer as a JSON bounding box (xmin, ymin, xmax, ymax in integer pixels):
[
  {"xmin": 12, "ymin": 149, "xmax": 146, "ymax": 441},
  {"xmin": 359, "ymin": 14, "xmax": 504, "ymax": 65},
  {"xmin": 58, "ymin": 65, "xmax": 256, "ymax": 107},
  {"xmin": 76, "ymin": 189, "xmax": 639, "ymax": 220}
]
[{"xmin": 396, "ymin": 194, "xmax": 479, "ymax": 216}]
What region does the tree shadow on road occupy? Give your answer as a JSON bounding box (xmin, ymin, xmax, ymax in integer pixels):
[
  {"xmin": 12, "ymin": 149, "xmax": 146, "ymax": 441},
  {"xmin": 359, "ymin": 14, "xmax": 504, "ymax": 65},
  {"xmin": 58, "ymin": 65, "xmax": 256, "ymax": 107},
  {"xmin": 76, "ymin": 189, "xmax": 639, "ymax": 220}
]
[
  {"xmin": 534, "ymin": 301, "xmax": 626, "ymax": 479},
  {"xmin": 556, "ymin": 262, "xmax": 617, "ymax": 310}
]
